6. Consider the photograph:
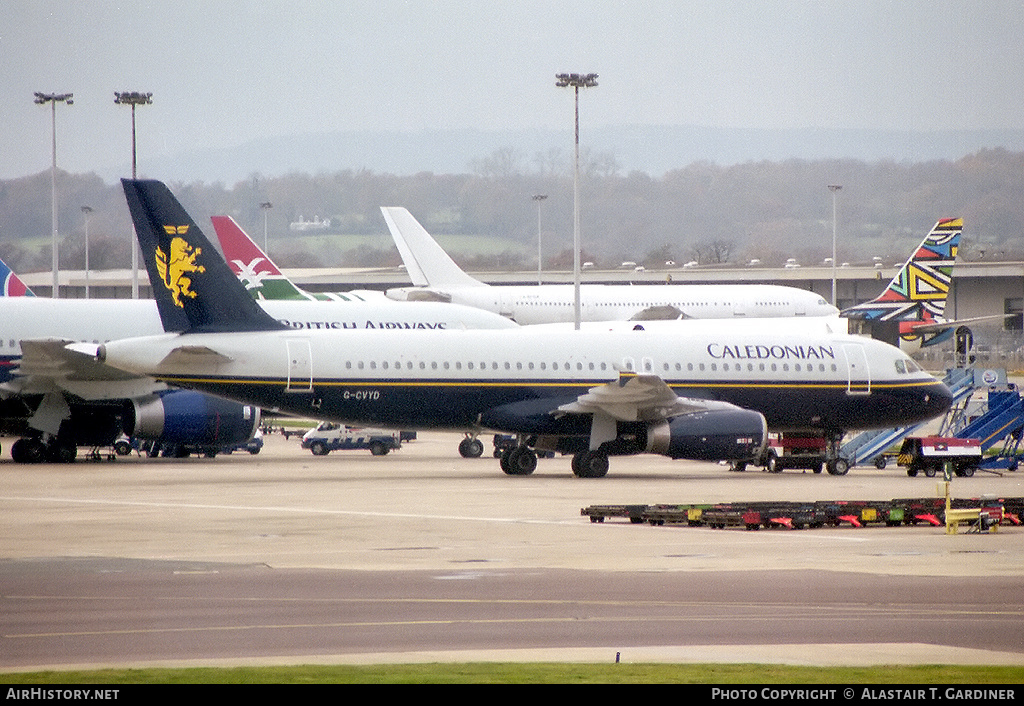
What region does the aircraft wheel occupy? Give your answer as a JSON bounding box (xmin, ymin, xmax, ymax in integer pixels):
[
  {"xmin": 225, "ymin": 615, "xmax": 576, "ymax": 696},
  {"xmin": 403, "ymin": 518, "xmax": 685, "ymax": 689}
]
[
  {"xmin": 766, "ymin": 453, "xmax": 782, "ymax": 474},
  {"xmin": 730, "ymin": 461, "xmax": 747, "ymax": 472},
  {"xmin": 458, "ymin": 437, "xmax": 484, "ymax": 458},
  {"xmin": 827, "ymin": 458, "xmax": 850, "ymax": 476},
  {"xmin": 46, "ymin": 441, "xmax": 77, "ymax": 464},
  {"xmin": 499, "ymin": 448, "xmax": 514, "ymax": 475},
  {"xmin": 506, "ymin": 447, "xmax": 537, "ymax": 476},
  {"xmin": 12, "ymin": 438, "xmax": 45, "ymax": 464},
  {"xmin": 572, "ymin": 450, "xmax": 609, "ymax": 478}
]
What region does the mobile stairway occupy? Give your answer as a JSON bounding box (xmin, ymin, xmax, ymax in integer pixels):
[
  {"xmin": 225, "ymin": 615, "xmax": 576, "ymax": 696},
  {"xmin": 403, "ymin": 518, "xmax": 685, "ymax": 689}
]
[
  {"xmin": 948, "ymin": 385, "xmax": 1024, "ymax": 470},
  {"xmin": 841, "ymin": 367, "xmax": 977, "ymax": 468}
]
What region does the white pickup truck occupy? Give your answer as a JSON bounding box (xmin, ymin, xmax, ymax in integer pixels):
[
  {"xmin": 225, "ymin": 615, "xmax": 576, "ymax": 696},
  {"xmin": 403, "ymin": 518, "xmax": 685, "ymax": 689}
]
[{"xmin": 301, "ymin": 423, "xmax": 401, "ymax": 456}]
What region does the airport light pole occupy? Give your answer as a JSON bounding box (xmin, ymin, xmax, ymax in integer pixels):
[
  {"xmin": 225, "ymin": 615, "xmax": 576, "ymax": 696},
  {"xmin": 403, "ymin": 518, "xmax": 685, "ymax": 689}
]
[
  {"xmin": 556, "ymin": 72, "xmax": 597, "ymax": 330},
  {"xmin": 35, "ymin": 92, "xmax": 74, "ymax": 298},
  {"xmin": 81, "ymin": 205, "xmax": 93, "ymax": 299},
  {"xmin": 260, "ymin": 201, "xmax": 273, "ymax": 254},
  {"xmin": 532, "ymin": 194, "xmax": 547, "ymax": 285},
  {"xmin": 116, "ymin": 91, "xmax": 153, "ymax": 299},
  {"xmin": 828, "ymin": 184, "xmax": 842, "ymax": 307}
]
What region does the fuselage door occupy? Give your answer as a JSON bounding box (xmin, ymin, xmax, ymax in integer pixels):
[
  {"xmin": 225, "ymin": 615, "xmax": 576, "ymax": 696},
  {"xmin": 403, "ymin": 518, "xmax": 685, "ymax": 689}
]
[
  {"xmin": 842, "ymin": 343, "xmax": 870, "ymax": 395},
  {"xmin": 286, "ymin": 338, "xmax": 313, "ymax": 393}
]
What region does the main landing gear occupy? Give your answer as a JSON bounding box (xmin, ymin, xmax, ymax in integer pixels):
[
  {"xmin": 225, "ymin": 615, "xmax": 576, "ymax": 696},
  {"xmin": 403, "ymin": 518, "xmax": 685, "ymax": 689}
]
[
  {"xmin": 571, "ymin": 450, "xmax": 610, "ymax": 478},
  {"xmin": 10, "ymin": 436, "xmax": 77, "ymax": 464},
  {"xmin": 499, "ymin": 444, "xmax": 538, "ymax": 476}
]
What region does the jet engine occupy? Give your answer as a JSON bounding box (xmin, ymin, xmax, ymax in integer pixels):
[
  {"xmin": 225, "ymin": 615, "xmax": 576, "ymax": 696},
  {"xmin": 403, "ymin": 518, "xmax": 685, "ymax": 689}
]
[
  {"xmin": 645, "ymin": 408, "xmax": 767, "ymax": 461},
  {"xmin": 128, "ymin": 390, "xmax": 260, "ymax": 450}
]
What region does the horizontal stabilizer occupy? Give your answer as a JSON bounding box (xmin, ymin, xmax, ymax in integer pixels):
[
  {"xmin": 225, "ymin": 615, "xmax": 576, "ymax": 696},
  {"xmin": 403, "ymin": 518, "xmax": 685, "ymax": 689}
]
[{"xmin": 158, "ymin": 345, "xmax": 235, "ymax": 370}]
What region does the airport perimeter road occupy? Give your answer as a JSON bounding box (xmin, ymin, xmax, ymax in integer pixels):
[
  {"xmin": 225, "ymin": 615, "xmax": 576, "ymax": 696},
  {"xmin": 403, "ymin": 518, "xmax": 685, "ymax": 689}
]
[{"xmin": 2, "ymin": 432, "xmax": 1023, "ymax": 669}]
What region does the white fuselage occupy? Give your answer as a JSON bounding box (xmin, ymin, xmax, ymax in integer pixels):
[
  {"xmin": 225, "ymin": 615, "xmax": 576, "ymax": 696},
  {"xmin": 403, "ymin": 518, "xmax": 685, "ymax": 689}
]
[
  {"xmin": 386, "ymin": 283, "xmax": 837, "ymax": 324},
  {"xmin": 97, "ymin": 318, "xmax": 951, "ymax": 436}
]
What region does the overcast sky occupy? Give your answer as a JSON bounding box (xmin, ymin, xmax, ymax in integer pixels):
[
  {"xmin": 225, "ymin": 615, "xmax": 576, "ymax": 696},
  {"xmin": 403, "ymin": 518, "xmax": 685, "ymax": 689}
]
[{"xmin": 3, "ymin": 0, "xmax": 1022, "ymax": 180}]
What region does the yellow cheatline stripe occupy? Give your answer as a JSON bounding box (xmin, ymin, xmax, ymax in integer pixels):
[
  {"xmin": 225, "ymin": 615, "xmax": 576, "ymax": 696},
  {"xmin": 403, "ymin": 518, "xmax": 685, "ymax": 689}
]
[{"xmin": 156, "ymin": 375, "xmax": 942, "ymax": 393}]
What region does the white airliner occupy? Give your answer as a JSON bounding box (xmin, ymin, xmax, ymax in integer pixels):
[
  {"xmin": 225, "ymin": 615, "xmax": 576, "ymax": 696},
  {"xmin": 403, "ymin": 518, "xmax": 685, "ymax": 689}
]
[
  {"xmin": 73, "ymin": 179, "xmax": 953, "ymax": 478},
  {"xmin": 381, "ymin": 207, "xmax": 840, "ymax": 322}
]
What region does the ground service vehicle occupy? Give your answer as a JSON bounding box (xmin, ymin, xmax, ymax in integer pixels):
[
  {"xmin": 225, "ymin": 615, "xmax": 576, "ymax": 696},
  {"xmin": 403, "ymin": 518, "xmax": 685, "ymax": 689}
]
[
  {"xmin": 301, "ymin": 423, "xmax": 401, "ymax": 456},
  {"xmin": 897, "ymin": 436, "xmax": 981, "ymax": 477}
]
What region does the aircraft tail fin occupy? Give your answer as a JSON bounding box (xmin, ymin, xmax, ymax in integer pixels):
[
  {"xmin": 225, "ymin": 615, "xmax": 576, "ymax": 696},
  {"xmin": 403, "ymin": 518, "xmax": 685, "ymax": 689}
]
[
  {"xmin": 380, "ymin": 207, "xmax": 487, "ymax": 289},
  {"xmin": 121, "ymin": 179, "xmax": 286, "ymax": 333},
  {"xmin": 842, "ymin": 218, "xmax": 962, "ymax": 346},
  {"xmin": 0, "ymin": 258, "xmax": 34, "ymax": 296},
  {"xmin": 210, "ymin": 215, "xmax": 316, "ymax": 301}
]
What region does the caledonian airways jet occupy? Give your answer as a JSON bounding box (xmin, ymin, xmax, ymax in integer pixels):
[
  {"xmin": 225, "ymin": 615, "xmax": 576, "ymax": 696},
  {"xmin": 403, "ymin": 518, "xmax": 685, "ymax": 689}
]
[{"xmin": 80, "ymin": 179, "xmax": 952, "ymax": 478}]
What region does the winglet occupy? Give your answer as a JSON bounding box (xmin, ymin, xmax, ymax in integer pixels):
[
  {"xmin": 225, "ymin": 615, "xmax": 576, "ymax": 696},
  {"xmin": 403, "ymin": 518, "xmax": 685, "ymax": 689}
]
[
  {"xmin": 121, "ymin": 179, "xmax": 286, "ymax": 333},
  {"xmin": 380, "ymin": 207, "xmax": 487, "ymax": 289},
  {"xmin": 210, "ymin": 215, "xmax": 315, "ymax": 300}
]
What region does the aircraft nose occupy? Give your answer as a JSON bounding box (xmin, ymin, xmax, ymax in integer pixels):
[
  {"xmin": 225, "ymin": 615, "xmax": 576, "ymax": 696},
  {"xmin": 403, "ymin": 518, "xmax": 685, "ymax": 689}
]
[{"xmin": 925, "ymin": 380, "xmax": 954, "ymax": 418}]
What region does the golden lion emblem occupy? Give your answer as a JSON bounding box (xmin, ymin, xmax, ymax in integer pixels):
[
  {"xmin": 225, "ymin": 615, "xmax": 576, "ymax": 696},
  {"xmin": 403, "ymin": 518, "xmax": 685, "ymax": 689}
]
[{"xmin": 156, "ymin": 233, "xmax": 205, "ymax": 308}]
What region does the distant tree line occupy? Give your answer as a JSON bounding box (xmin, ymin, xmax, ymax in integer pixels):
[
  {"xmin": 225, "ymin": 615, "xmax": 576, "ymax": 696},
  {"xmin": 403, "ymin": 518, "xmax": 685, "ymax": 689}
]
[{"xmin": 1, "ymin": 147, "xmax": 1022, "ymax": 276}]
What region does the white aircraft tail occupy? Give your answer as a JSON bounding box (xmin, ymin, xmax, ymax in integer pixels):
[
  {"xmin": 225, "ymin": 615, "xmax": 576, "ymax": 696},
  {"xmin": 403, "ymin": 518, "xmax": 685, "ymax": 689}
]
[{"xmin": 380, "ymin": 207, "xmax": 487, "ymax": 289}]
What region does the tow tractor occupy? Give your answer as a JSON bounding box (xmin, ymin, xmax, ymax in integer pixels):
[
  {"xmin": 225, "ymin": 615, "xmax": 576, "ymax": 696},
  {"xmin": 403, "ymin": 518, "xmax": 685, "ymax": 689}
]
[
  {"xmin": 758, "ymin": 433, "xmax": 850, "ymax": 475},
  {"xmin": 897, "ymin": 436, "xmax": 981, "ymax": 478}
]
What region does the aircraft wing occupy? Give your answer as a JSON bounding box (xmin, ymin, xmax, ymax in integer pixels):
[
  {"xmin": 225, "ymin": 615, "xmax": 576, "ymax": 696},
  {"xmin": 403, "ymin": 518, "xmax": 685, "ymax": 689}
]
[
  {"xmin": 7, "ymin": 339, "xmax": 165, "ymax": 400},
  {"xmin": 628, "ymin": 304, "xmax": 686, "ymax": 321},
  {"xmin": 557, "ymin": 371, "xmax": 719, "ymax": 422}
]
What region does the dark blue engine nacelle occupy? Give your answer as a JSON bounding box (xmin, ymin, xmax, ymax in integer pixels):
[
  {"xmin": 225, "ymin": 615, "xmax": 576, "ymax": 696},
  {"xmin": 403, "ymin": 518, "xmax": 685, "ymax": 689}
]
[
  {"xmin": 646, "ymin": 408, "xmax": 768, "ymax": 461},
  {"xmin": 128, "ymin": 390, "xmax": 260, "ymax": 448}
]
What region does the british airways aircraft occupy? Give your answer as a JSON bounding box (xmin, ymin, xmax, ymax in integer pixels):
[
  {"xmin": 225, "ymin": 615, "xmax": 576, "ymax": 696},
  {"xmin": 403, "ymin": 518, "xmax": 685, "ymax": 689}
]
[
  {"xmin": 841, "ymin": 217, "xmax": 964, "ymax": 349},
  {"xmin": 77, "ymin": 179, "xmax": 952, "ymax": 477},
  {"xmin": 381, "ymin": 207, "xmax": 839, "ymax": 322}
]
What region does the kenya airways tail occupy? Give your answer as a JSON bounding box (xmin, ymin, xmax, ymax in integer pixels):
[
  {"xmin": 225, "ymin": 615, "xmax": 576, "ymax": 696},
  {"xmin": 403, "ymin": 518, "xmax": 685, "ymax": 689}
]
[
  {"xmin": 842, "ymin": 218, "xmax": 962, "ymax": 349},
  {"xmin": 0, "ymin": 258, "xmax": 34, "ymax": 297},
  {"xmin": 209, "ymin": 215, "xmax": 319, "ymax": 301},
  {"xmin": 210, "ymin": 215, "xmax": 384, "ymax": 302}
]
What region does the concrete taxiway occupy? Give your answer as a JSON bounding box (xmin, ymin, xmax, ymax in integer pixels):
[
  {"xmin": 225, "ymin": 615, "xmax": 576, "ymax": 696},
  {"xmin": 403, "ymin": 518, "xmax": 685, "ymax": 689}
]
[{"xmin": 2, "ymin": 431, "xmax": 1023, "ymax": 670}]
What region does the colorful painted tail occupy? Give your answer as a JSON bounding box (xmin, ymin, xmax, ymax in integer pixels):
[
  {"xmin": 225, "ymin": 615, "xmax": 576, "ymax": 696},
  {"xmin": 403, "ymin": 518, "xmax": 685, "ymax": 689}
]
[
  {"xmin": 842, "ymin": 218, "xmax": 962, "ymax": 347},
  {"xmin": 0, "ymin": 258, "xmax": 34, "ymax": 297},
  {"xmin": 121, "ymin": 179, "xmax": 285, "ymax": 333}
]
